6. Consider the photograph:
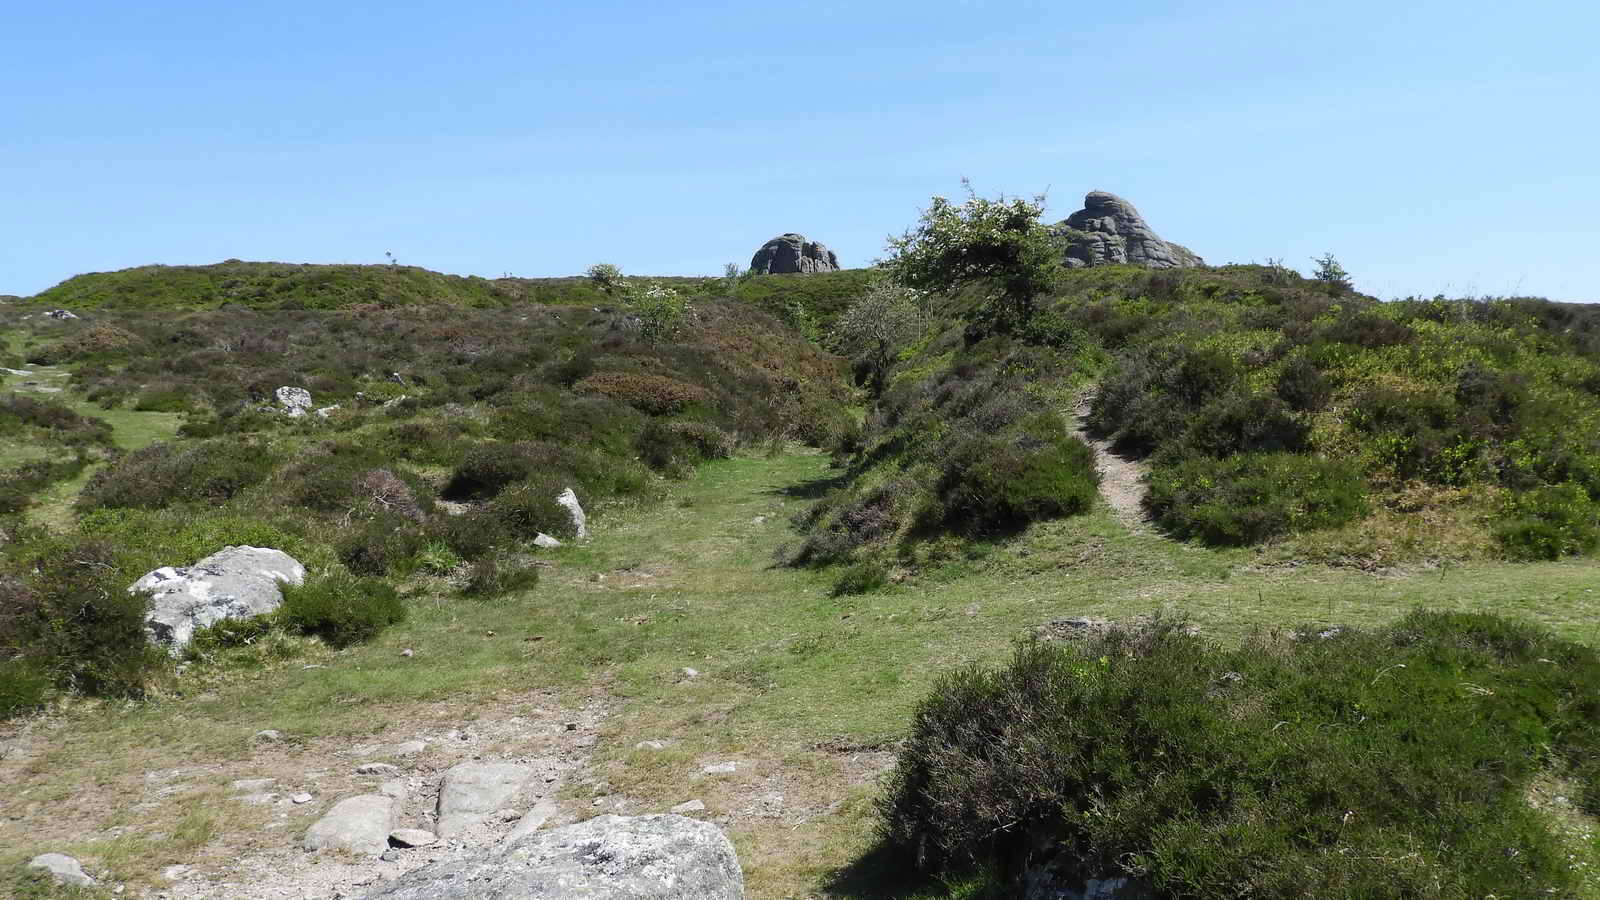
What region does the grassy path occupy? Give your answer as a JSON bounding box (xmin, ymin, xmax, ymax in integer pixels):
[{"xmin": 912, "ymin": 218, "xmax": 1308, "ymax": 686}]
[{"xmin": 4, "ymin": 448, "xmax": 1600, "ymax": 897}]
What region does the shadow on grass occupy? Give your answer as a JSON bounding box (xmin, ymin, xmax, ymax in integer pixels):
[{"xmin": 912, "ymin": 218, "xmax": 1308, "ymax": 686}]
[
  {"xmin": 822, "ymin": 839, "xmax": 960, "ymax": 899},
  {"xmin": 766, "ymin": 469, "xmax": 851, "ymax": 501}
]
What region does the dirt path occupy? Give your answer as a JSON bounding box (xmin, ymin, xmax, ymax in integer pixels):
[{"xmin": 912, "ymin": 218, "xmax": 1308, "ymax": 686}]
[{"xmin": 1071, "ymin": 395, "xmax": 1152, "ymax": 531}]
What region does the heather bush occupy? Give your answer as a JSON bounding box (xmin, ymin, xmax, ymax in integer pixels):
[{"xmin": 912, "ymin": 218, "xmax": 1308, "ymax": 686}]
[
  {"xmin": 79, "ymin": 438, "xmax": 276, "ymax": 510},
  {"xmin": 573, "ymin": 371, "xmax": 713, "ymax": 416},
  {"xmin": 462, "ymin": 553, "xmax": 541, "ymax": 599},
  {"xmin": 278, "ymin": 572, "xmax": 404, "ymax": 648},
  {"xmin": 933, "ymin": 414, "xmax": 1099, "ymax": 537},
  {"xmin": 882, "ymin": 611, "xmax": 1600, "ymax": 896},
  {"xmin": 1146, "ymin": 453, "xmax": 1366, "ymax": 545},
  {"xmin": 490, "ymin": 478, "xmax": 578, "ymax": 540}
]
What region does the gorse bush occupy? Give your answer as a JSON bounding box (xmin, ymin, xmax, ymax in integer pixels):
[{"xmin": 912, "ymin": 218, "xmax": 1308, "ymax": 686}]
[
  {"xmin": 278, "ymin": 572, "xmax": 404, "ymax": 648},
  {"xmin": 1146, "ymin": 452, "xmax": 1366, "ymax": 545},
  {"xmin": 883, "ymin": 611, "xmax": 1600, "ymax": 897},
  {"xmin": 1494, "ymin": 482, "xmax": 1600, "ymax": 560}
]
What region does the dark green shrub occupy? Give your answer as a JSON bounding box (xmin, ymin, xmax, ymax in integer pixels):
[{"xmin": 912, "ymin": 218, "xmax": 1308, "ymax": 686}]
[
  {"xmin": 1146, "ymin": 452, "xmax": 1366, "ymax": 545},
  {"xmin": 881, "ymin": 611, "xmax": 1600, "ymax": 896},
  {"xmin": 831, "ymin": 561, "xmax": 888, "ymax": 596},
  {"xmin": 489, "ymin": 478, "xmax": 577, "ymax": 539},
  {"xmin": 278, "ymin": 572, "xmax": 404, "ymax": 648},
  {"xmin": 0, "ymin": 657, "xmax": 50, "ymax": 718},
  {"xmin": 462, "ymin": 554, "xmax": 541, "ymax": 599},
  {"xmin": 336, "ymin": 512, "xmax": 428, "ymax": 576},
  {"xmin": 429, "ymin": 508, "xmax": 513, "ymax": 560},
  {"xmin": 184, "ymin": 615, "xmax": 273, "ymax": 659},
  {"xmin": 1179, "ymin": 391, "xmax": 1309, "ymax": 458},
  {"xmin": 936, "ymin": 414, "xmax": 1098, "ymax": 536},
  {"xmin": 79, "ymin": 438, "xmax": 275, "ymax": 510},
  {"xmin": 1494, "ymin": 482, "xmax": 1600, "ymax": 560},
  {"xmin": 443, "ymin": 442, "xmax": 538, "ymax": 500},
  {"xmin": 635, "ymin": 420, "xmax": 734, "ymax": 476},
  {"xmin": 1, "ymin": 540, "xmax": 162, "ymax": 698},
  {"xmin": 0, "ymin": 393, "xmax": 115, "ymax": 446},
  {"xmin": 1273, "ymin": 354, "xmax": 1331, "ymax": 411}
]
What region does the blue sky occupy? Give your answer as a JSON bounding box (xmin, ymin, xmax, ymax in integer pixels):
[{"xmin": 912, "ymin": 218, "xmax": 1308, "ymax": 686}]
[{"xmin": 3, "ymin": 0, "xmax": 1597, "ymax": 300}]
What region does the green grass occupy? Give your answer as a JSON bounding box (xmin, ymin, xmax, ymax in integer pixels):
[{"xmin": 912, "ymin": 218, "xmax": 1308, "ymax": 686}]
[{"xmin": 3, "ymin": 448, "xmax": 1597, "ymax": 896}]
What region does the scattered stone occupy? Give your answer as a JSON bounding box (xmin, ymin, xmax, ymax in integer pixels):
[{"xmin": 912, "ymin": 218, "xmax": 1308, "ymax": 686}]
[
  {"xmin": 532, "ymin": 533, "xmax": 562, "ymax": 548},
  {"xmin": 254, "ymin": 729, "xmax": 283, "ymax": 742},
  {"xmin": 701, "ymin": 762, "xmax": 736, "ymax": 775},
  {"xmin": 162, "ymin": 864, "xmax": 191, "ymax": 881},
  {"xmin": 750, "ymin": 233, "xmax": 840, "ymax": 274},
  {"xmin": 399, "ymin": 648, "xmax": 413, "ymax": 658},
  {"xmin": 315, "ymin": 405, "xmax": 340, "ymax": 418},
  {"xmin": 681, "ymin": 667, "xmax": 699, "ymax": 679},
  {"xmin": 1053, "ymin": 191, "xmax": 1201, "ymax": 270},
  {"xmin": 502, "ymin": 801, "xmax": 558, "ymax": 844},
  {"xmin": 357, "ymin": 763, "xmax": 400, "ymax": 776},
  {"xmin": 45, "ymin": 309, "xmax": 79, "ymax": 320},
  {"xmin": 362, "ymin": 814, "xmax": 743, "ymax": 899},
  {"xmin": 635, "ymin": 740, "xmax": 666, "ymax": 750},
  {"xmin": 291, "ymin": 792, "xmax": 314, "ymax": 804},
  {"xmin": 387, "ymin": 828, "xmax": 436, "ymax": 848},
  {"xmin": 130, "ymin": 546, "xmax": 305, "ymax": 654},
  {"xmin": 380, "ymin": 849, "xmax": 403, "ymax": 863},
  {"xmin": 557, "ymin": 487, "xmax": 588, "ymax": 539},
  {"xmin": 231, "ymin": 778, "xmax": 276, "ymax": 792},
  {"xmin": 388, "ymin": 740, "xmax": 426, "ymax": 757},
  {"xmin": 436, "ymin": 762, "xmax": 534, "ymax": 837},
  {"xmin": 671, "ymin": 799, "xmax": 706, "ymax": 813},
  {"xmin": 27, "ymin": 853, "xmax": 93, "ymax": 887},
  {"xmin": 237, "ymin": 792, "xmax": 278, "ymax": 805},
  {"xmin": 303, "ymin": 794, "xmax": 397, "ymax": 855},
  {"xmin": 275, "ymin": 386, "xmax": 313, "ymax": 417}
]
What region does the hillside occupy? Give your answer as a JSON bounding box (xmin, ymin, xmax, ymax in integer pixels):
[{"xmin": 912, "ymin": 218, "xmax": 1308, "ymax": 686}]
[
  {"xmin": 3, "ymin": 250, "xmax": 1598, "ymax": 899},
  {"xmin": 797, "ymin": 262, "xmax": 1600, "ymax": 582}
]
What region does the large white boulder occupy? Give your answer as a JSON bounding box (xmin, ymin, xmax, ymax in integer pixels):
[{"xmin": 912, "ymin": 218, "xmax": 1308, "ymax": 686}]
[
  {"xmin": 129, "ymin": 546, "xmax": 304, "ymax": 653},
  {"xmin": 363, "ymin": 814, "xmax": 743, "ymax": 899}
]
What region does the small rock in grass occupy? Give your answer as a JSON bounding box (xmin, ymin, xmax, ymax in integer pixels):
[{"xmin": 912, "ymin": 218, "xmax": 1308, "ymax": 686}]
[
  {"xmin": 28, "ymin": 853, "xmax": 93, "ymax": 887},
  {"xmin": 533, "ymin": 533, "xmax": 562, "ymax": 548},
  {"xmin": 388, "ymin": 828, "xmax": 437, "ymax": 848},
  {"xmin": 291, "ymin": 792, "xmax": 314, "ymax": 804},
  {"xmin": 358, "ymin": 763, "xmax": 401, "ymax": 776},
  {"xmin": 400, "ymin": 648, "xmax": 413, "ymax": 658},
  {"xmin": 389, "ymin": 740, "xmax": 427, "ymax": 757},
  {"xmin": 681, "ymin": 667, "xmax": 699, "ymax": 679},
  {"xmin": 232, "ymin": 778, "xmax": 276, "ymax": 792},
  {"xmin": 255, "ymin": 729, "xmax": 283, "ymax": 742},
  {"xmin": 671, "ymin": 799, "xmax": 706, "ymax": 813},
  {"xmin": 635, "ymin": 740, "xmax": 666, "ymax": 750},
  {"xmin": 701, "ymin": 762, "xmax": 736, "ymax": 775},
  {"xmin": 162, "ymin": 864, "xmax": 190, "ymax": 881}
]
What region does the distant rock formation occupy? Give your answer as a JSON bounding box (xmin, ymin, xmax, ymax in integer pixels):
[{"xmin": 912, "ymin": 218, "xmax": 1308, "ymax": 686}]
[
  {"xmin": 750, "ymin": 233, "xmax": 839, "ymax": 274},
  {"xmin": 1054, "ymin": 191, "xmax": 1201, "ymax": 269}
]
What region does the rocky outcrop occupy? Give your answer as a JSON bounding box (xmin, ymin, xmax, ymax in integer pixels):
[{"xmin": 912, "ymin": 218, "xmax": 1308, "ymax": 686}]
[
  {"xmin": 750, "ymin": 233, "xmax": 840, "ymax": 274},
  {"xmin": 27, "ymin": 853, "xmax": 94, "ymax": 887},
  {"xmin": 436, "ymin": 762, "xmax": 534, "ymax": 838},
  {"xmin": 1054, "ymin": 191, "xmax": 1201, "ymax": 270},
  {"xmin": 304, "ymin": 794, "xmax": 399, "ymax": 855},
  {"xmin": 129, "ymin": 546, "xmax": 305, "ymax": 653},
  {"xmin": 363, "ymin": 814, "xmax": 743, "ymax": 900},
  {"xmin": 275, "ymin": 386, "xmax": 312, "ymax": 417}
]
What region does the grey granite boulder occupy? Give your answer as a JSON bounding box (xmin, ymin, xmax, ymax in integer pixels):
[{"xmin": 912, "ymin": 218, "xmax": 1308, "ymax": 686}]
[
  {"xmin": 1054, "ymin": 191, "xmax": 1201, "ymax": 270},
  {"xmin": 304, "ymin": 794, "xmax": 398, "ymax": 855},
  {"xmin": 557, "ymin": 487, "xmax": 588, "ymax": 539},
  {"xmin": 129, "ymin": 546, "xmax": 304, "ymax": 653},
  {"xmin": 437, "ymin": 762, "xmax": 534, "ymax": 837},
  {"xmin": 750, "ymin": 233, "xmax": 840, "ymax": 274},
  {"xmin": 275, "ymin": 385, "xmax": 313, "ymax": 417},
  {"xmin": 27, "ymin": 853, "xmax": 94, "ymax": 887},
  {"xmin": 363, "ymin": 814, "xmax": 743, "ymax": 899}
]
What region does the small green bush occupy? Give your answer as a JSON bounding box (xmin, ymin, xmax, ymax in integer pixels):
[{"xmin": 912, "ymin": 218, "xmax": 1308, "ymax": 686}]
[
  {"xmin": 1147, "ymin": 452, "xmax": 1365, "ymax": 545},
  {"xmin": 831, "ymin": 561, "xmax": 888, "ymax": 596},
  {"xmin": 79, "ymin": 438, "xmax": 275, "ymax": 510},
  {"xmin": 462, "ymin": 554, "xmax": 540, "ymax": 599},
  {"xmin": 635, "ymin": 420, "xmax": 734, "ymax": 476},
  {"xmin": 882, "ymin": 611, "xmax": 1600, "ymax": 896},
  {"xmin": 0, "ymin": 657, "xmax": 50, "ymax": 718},
  {"xmin": 489, "ymin": 478, "xmax": 577, "ymax": 540},
  {"xmin": 336, "ymin": 512, "xmax": 428, "ymax": 576},
  {"xmin": 935, "ymin": 414, "xmax": 1099, "ymax": 536},
  {"xmin": 429, "ymin": 508, "xmax": 513, "ymax": 560},
  {"xmin": 1, "ymin": 540, "xmax": 162, "ymax": 699},
  {"xmin": 1495, "ymin": 482, "xmax": 1600, "ymax": 560},
  {"xmin": 278, "ymin": 572, "xmax": 404, "ymax": 648}
]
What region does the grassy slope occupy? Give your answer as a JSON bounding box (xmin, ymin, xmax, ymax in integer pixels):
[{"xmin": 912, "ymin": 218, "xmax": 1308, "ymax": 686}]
[{"xmin": 3, "ymin": 447, "xmax": 1596, "ymax": 897}]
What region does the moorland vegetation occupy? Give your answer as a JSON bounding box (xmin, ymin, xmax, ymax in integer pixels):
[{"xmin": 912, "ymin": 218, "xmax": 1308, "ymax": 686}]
[{"xmin": 3, "ymin": 193, "xmax": 1598, "ymax": 898}]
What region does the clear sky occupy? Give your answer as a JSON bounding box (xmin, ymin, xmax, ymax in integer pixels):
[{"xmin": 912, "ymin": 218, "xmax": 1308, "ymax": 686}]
[{"xmin": 3, "ymin": 0, "xmax": 1597, "ymax": 300}]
